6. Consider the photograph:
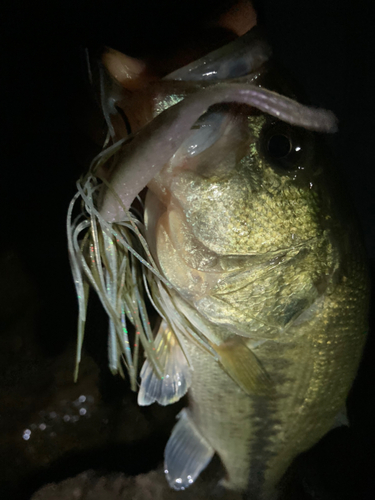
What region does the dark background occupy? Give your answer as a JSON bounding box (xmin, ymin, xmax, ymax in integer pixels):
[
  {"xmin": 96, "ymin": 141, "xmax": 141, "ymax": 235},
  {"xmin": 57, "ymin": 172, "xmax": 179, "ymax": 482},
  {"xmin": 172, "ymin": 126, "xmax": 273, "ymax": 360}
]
[{"xmin": 1, "ymin": 1, "xmax": 375, "ymax": 498}]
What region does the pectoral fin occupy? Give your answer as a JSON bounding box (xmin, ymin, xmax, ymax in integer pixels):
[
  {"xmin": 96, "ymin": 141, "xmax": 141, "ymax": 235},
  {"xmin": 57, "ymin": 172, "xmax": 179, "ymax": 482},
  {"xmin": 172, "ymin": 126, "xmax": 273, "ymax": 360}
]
[
  {"xmin": 215, "ymin": 336, "xmax": 275, "ymax": 397},
  {"xmin": 165, "ymin": 409, "xmax": 214, "ymax": 490},
  {"xmin": 138, "ymin": 320, "xmax": 192, "ymax": 406}
]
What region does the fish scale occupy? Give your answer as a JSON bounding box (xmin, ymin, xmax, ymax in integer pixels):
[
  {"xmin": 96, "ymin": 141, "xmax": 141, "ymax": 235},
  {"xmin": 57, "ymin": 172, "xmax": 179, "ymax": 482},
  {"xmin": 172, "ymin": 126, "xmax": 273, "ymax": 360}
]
[
  {"xmin": 179, "ymin": 258, "xmax": 367, "ymax": 498},
  {"xmin": 184, "ymin": 339, "xmax": 256, "ymax": 492},
  {"xmin": 152, "ymin": 185, "xmax": 368, "ymax": 494}
]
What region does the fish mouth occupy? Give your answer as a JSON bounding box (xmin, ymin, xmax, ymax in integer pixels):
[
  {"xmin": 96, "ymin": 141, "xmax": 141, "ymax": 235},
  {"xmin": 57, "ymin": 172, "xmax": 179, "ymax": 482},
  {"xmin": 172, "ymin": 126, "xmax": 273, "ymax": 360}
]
[{"xmin": 97, "ymin": 24, "xmax": 337, "ymax": 223}]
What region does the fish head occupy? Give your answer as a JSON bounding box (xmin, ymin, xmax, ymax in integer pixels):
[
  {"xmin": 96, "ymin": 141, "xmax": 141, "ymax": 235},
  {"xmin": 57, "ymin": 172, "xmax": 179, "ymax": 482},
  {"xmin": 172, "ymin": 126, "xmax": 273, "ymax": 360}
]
[
  {"xmin": 149, "ymin": 107, "xmax": 326, "ymax": 255},
  {"xmin": 146, "ymin": 102, "xmax": 340, "ymax": 337}
]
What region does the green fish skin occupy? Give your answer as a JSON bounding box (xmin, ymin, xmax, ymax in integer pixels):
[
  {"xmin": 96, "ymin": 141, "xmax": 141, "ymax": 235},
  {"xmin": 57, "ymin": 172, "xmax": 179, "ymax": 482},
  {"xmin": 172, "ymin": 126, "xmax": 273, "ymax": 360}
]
[{"xmin": 142, "ymin": 97, "xmax": 369, "ymax": 498}]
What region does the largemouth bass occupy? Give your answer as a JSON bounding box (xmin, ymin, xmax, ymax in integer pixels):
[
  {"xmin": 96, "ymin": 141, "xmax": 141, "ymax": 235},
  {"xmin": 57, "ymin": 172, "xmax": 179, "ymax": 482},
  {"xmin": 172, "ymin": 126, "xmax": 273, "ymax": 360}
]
[{"xmin": 68, "ymin": 28, "xmax": 369, "ymax": 499}]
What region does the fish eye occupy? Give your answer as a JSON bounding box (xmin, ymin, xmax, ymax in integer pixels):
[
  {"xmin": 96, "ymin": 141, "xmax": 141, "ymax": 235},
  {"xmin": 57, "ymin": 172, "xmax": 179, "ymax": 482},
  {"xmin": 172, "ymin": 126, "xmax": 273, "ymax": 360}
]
[
  {"xmin": 261, "ymin": 121, "xmax": 309, "ymax": 171},
  {"xmin": 267, "ymin": 134, "xmax": 292, "ymax": 159}
]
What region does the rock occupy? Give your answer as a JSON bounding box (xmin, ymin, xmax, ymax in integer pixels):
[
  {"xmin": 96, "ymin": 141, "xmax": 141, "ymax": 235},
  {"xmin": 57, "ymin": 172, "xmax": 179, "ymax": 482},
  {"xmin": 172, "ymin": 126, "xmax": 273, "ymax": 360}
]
[{"xmin": 31, "ymin": 467, "xmax": 243, "ymax": 500}]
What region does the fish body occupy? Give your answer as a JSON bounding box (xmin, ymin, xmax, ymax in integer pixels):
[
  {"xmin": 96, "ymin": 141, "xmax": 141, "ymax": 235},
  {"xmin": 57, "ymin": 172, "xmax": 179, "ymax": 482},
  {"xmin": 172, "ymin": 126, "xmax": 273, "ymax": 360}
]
[
  {"xmin": 143, "ymin": 99, "xmax": 368, "ymax": 497},
  {"xmin": 68, "ymin": 28, "xmax": 369, "ymax": 499}
]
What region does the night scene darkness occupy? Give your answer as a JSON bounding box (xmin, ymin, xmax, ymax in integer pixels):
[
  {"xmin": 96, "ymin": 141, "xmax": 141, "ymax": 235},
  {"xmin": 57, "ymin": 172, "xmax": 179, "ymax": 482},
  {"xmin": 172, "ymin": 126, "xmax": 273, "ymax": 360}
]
[{"xmin": 1, "ymin": 1, "xmax": 375, "ymax": 499}]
